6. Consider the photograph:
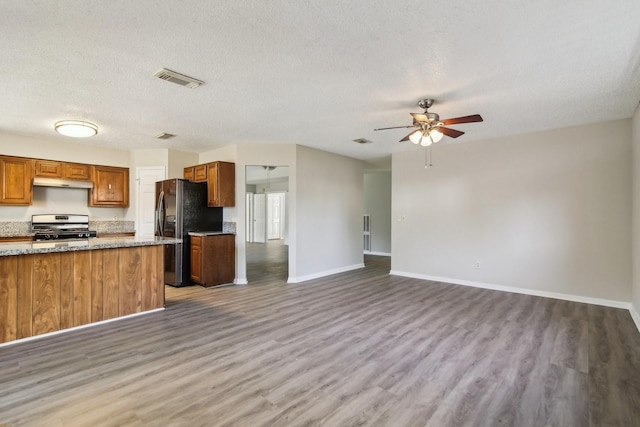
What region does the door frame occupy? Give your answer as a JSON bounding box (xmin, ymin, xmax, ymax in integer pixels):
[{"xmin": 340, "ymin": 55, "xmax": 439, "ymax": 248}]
[{"xmin": 136, "ymin": 166, "xmax": 166, "ymax": 237}]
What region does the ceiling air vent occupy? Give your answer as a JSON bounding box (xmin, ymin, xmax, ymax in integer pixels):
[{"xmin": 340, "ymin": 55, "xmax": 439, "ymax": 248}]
[
  {"xmin": 353, "ymin": 138, "xmax": 372, "ymax": 144},
  {"xmin": 153, "ymin": 68, "xmax": 204, "ymax": 88},
  {"xmin": 156, "ymin": 132, "xmax": 177, "ymax": 140}
]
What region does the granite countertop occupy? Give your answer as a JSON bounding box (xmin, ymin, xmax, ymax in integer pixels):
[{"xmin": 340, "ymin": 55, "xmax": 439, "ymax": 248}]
[
  {"xmin": 0, "ymin": 236, "xmax": 181, "ymax": 257},
  {"xmin": 188, "ymin": 231, "xmax": 235, "ymax": 236}
]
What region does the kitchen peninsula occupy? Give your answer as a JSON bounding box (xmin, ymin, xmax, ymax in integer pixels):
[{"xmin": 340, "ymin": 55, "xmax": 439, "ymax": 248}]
[{"xmin": 0, "ymin": 236, "xmax": 180, "ymax": 345}]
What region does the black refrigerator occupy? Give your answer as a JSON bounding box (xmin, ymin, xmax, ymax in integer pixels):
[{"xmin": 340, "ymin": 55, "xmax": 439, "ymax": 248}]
[{"xmin": 155, "ymin": 179, "xmax": 222, "ymax": 287}]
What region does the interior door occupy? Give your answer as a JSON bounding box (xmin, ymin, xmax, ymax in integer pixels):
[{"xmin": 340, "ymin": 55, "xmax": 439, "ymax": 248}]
[
  {"xmin": 267, "ymin": 192, "xmax": 285, "ymax": 240},
  {"xmin": 252, "ymin": 193, "xmax": 266, "ymax": 243},
  {"xmin": 136, "ymin": 166, "xmax": 166, "ymax": 237}
]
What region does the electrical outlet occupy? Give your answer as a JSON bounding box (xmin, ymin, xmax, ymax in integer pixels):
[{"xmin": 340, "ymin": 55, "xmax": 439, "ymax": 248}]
[
  {"xmin": 113, "ymin": 215, "xmax": 118, "ymax": 221},
  {"xmin": 475, "ymin": 261, "xmax": 481, "ymax": 269}
]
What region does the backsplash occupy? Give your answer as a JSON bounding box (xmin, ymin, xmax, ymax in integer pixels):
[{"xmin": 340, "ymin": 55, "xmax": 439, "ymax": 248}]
[
  {"xmin": 0, "ymin": 220, "xmax": 135, "ymax": 237},
  {"xmin": 0, "ymin": 221, "xmax": 31, "ymax": 237},
  {"xmin": 91, "ymin": 220, "xmax": 135, "ymax": 234},
  {"xmin": 1, "ymin": 220, "xmax": 234, "ymax": 237}
]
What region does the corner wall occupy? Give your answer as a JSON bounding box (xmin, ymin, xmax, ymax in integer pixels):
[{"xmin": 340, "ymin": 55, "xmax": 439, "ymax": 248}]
[
  {"xmin": 392, "ymin": 119, "xmax": 632, "ymax": 306},
  {"xmin": 294, "ymin": 145, "xmax": 364, "ymax": 281},
  {"xmin": 631, "ymin": 105, "xmax": 640, "ymax": 329}
]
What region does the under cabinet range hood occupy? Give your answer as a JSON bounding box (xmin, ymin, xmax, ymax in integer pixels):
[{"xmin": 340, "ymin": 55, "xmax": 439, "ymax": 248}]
[{"xmin": 32, "ymin": 177, "xmax": 94, "ymax": 189}]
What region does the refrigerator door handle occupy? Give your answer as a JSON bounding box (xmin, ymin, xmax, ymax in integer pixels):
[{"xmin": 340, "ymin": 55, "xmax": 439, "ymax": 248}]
[{"xmin": 156, "ymin": 190, "xmax": 165, "ymax": 236}]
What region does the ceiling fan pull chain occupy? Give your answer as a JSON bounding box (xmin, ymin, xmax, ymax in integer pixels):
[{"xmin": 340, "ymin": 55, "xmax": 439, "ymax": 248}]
[{"xmin": 425, "ymin": 146, "xmax": 434, "ymax": 168}]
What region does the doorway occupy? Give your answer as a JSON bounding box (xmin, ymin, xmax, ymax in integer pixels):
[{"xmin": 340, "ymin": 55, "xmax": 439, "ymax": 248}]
[
  {"xmin": 136, "ymin": 166, "xmax": 166, "ymax": 237},
  {"xmin": 245, "ymin": 165, "xmax": 289, "ymax": 283}
]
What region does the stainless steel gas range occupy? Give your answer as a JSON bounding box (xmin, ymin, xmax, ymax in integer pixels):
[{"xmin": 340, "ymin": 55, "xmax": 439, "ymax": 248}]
[{"xmin": 31, "ymin": 214, "xmax": 97, "ymax": 241}]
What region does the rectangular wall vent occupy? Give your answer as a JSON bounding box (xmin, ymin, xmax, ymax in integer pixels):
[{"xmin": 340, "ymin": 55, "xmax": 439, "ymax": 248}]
[
  {"xmin": 156, "ymin": 132, "xmax": 177, "ymax": 140},
  {"xmin": 154, "ymin": 68, "xmax": 204, "ymax": 88}
]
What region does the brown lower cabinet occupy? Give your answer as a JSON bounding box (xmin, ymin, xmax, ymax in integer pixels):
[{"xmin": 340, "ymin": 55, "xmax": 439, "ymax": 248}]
[
  {"xmin": 0, "ymin": 245, "xmax": 164, "ymax": 344},
  {"xmin": 190, "ymin": 234, "xmax": 235, "ymax": 287}
]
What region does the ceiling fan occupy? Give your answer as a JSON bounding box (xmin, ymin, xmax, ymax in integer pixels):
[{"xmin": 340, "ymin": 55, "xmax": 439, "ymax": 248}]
[{"xmin": 374, "ymin": 98, "xmax": 483, "ymax": 146}]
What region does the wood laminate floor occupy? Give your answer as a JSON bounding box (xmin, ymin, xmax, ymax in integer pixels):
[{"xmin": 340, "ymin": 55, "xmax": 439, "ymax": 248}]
[
  {"xmin": 246, "ymin": 239, "xmax": 288, "ymax": 284},
  {"xmin": 1, "ymin": 254, "xmax": 639, "ymax": 426}
]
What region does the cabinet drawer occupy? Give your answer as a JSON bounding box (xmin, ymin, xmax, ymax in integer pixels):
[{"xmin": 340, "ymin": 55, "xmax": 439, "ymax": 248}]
[
  {"xmin": 34, "ymin": 160, "xmax": 63, "ymax": 178},
  {"xmin": 64, "ymin": 163, "xmax": 90, "ymax": 180}
]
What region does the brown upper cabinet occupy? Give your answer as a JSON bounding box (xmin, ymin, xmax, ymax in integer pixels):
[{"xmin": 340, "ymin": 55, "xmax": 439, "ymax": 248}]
[
  {"xmin": 34, "ymin": 159, "xmax": 62, "ymax": 178},
  {"xmin": 207, "ymin": 161, "xmax": 235, "ymax": 207},
  {"xmin": 0, "ymin": 154, "xmax": 128, "ymax": 207},
  {"xmin": 64, "ymin": 163, "xmax": 91, "ymax": 180},
  {"xmin": 35, "ymin": 160, "xmax": 91, "ymax": 180},
  {"xmin": 183, "ymin": 166, "xmax": 194, "ymax": 182},
  {"xmin": 0, "ymin": 156, "xmax": 33, "ymax": 205},
  {"xmin": 194, "ymin": 164, "xmax": 208, "ymax": 182},
  {"xmin": 89, "ymin": 165, "xmax": 129, "ymax": 207},
  {"xmin": 184, "ymin": 164, "xmax": 207, "ymax": 183},
  {"xmin": 184, "ymin": 161, "xmax": 235, "ymax": 207}
]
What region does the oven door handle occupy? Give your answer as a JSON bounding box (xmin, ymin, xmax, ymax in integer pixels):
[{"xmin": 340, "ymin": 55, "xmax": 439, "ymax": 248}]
[{"xmin": 156, "ymin": 190, "xmax": 165, "ymax": 237}]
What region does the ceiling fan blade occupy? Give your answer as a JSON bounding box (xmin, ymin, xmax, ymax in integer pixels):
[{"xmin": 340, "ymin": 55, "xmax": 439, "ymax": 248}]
[
  {"xmin": 399, "ymin": 130, "xmax": 419, "ymax": 142},
  {"xmin": 442, "ymin": 114, "xmax": 483, "ymax": 125},
  {"xmin": 373, "ymin": 125, "xmax": 416, "ymax": 131},
  {"xmin": 410, "ymin": 113, "xmax": 429, "ymax": 123},
  {"xmin": 439, "ymin": 127, "xmax": 465, "ymax": 138}
]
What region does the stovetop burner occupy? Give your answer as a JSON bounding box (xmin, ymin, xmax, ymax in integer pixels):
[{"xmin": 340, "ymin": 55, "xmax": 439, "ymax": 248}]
[{"xmin": 31, "ymin": 214, "xmax": 97, "ymax": 241}]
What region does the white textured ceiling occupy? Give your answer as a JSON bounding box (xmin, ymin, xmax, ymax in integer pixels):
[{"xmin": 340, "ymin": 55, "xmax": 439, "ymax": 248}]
[{"xmin": 1, "ymin": 1, "xmax": 640, "ymax": 168}]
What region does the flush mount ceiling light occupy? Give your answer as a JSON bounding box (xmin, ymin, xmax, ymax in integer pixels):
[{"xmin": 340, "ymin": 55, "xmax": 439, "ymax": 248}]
[{"xmin": 54, "ymin": 120, "xmax": 98, "ymax": 138}]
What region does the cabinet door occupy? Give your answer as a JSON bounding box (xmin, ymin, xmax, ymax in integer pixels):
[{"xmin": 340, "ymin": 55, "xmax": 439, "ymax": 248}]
[
  {"xmin": 207, "ymin": 161, "xmax": 235, "ymax": 207},
  {"xmin": 89, "ymin": 166, "xmax": 129, "ymax": 207},
  {"xmin": 0, "ymin": 156, "xmax": 33, "ymax": 205},
  {"xmin": 63, "ymin": 163, "xmax": 90, "ymax": 180},
  {"xmin": 190, "ymin": 236, "xmax": 203, "ymax": 284},
  {"xmin": 34, "ymin": 160, "xmax": 63, "ymax": 178},
  {"xmin": 200, "ymin": 234, "xmax": 235, "ymax": 286},
  {"xmin": 194, "ymin": 164, "xmax": 207, "ymax": 182},
  {"xmin": 184, "ymin": 167, "xmax": 194, "ymax": 182}
]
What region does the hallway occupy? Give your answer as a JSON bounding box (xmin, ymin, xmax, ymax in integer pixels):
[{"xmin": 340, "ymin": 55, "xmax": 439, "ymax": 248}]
[{"xmin": 246, "ymin": 239, "xmax": 288, "ymax": 284}]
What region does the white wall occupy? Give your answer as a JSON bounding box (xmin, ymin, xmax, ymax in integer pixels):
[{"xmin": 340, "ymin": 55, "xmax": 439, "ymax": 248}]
[
  {"xmin": 0, "ymin": 132, "xmax": 130, "ymax": 221},
  {"xmin": 168, "ymin": 149, "xmax": 198, "ymax": 179},
  {"xmin": 364, "ymin": 171, "xmax": 392, "ymax": 255},
  {"xmin": 0, "ymin": 132, "xmax": 129, "ymax": 167},
  {"xmin": 295, "ymin": 145, "xmax": 364, "ymax": 281},
  {"xmin": 199, "ymin": 145, "xmax": 238, "ymax": 164},
  {"xmin": 631, "ymin": 105, "xmax": 640, "ymax": 325},
  {"xmin": 392, "ymin": 119, "xmax": 632, "ymax": 304}
]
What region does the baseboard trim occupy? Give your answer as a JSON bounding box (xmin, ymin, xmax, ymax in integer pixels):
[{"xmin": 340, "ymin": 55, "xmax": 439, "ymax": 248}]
[
  {"xmin": 0, "ymin": 307, "xmax": 165, "ymax": 348},
  {"xmin": 235, "ymin": 278, "xmax": 248, "ymax": 285},
  {"xmin": 364, "ymin": 251, "xmax": 391, "ymax": 257},
  {"xmin": 389, "ymin": 270, "xmax": 631, "ymax": 310},
  {"xmin": 288, "ymin": 263, "xmax": 365, "ymax": 283},
  {"xmin": 630, "ymin": 304, "xmax": 640, "ymax": 334}
]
